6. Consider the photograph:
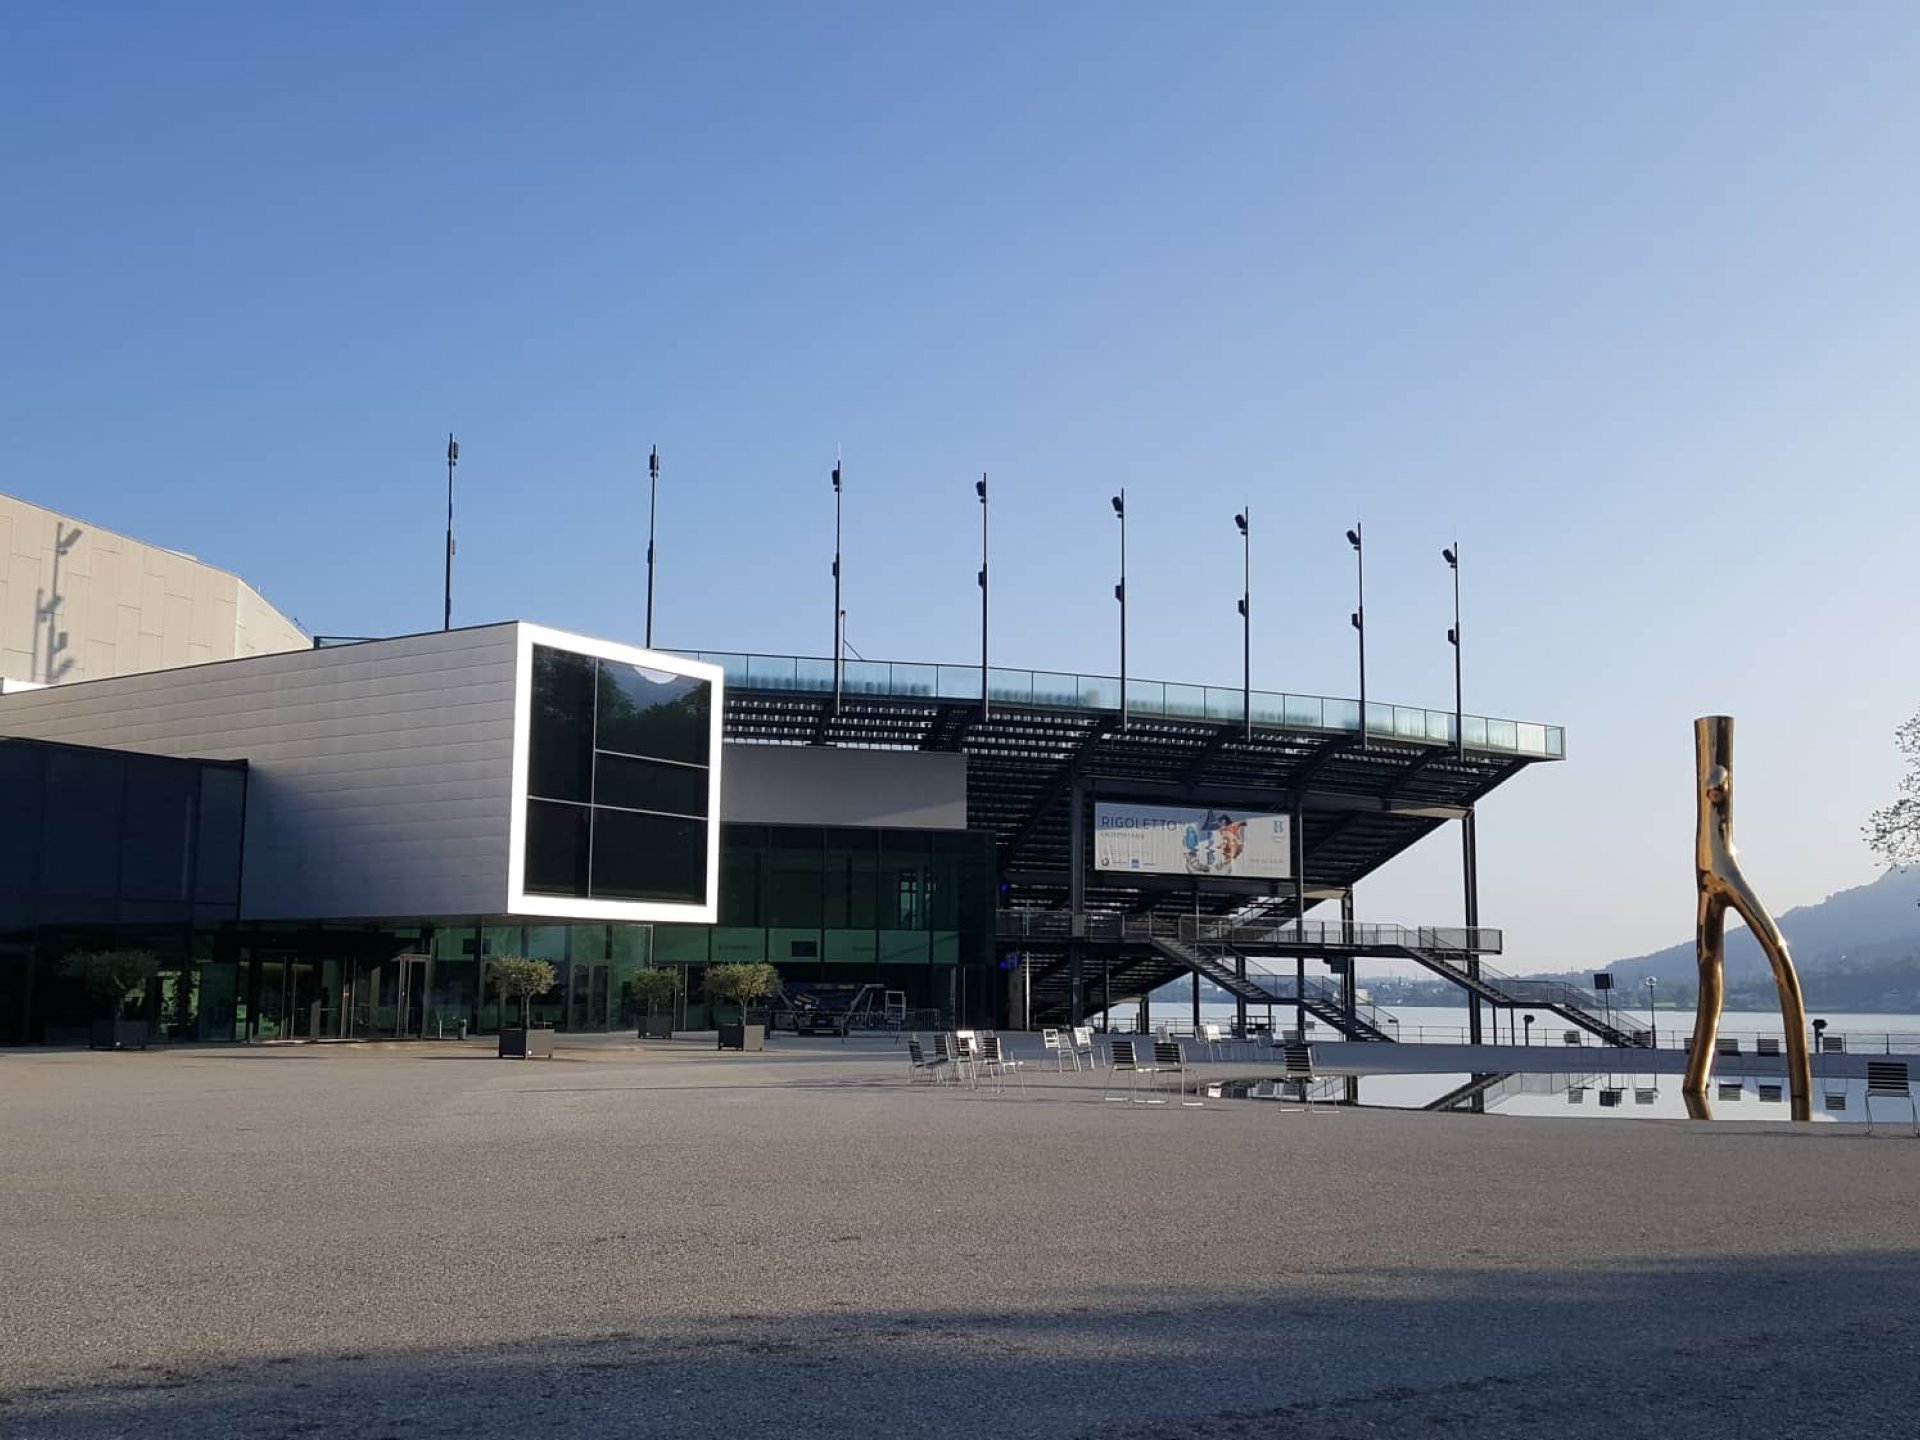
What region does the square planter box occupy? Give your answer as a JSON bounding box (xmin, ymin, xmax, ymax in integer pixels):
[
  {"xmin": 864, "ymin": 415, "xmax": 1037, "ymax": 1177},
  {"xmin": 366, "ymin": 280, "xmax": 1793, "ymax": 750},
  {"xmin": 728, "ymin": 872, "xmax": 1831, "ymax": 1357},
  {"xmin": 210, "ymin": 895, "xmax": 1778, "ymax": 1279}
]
[
  {"xmin": 638, "ymin": 1013, "xmax": 675, "ymax": 1040},
  {"xmin": 90, "ymin": 1019, "xmax": 150, "ymax": 1051},
  {"xmin": 717, "ymin": 1022, "xmax": 766, "ymax": 1052},
  {"xmin": 498, "ymin": 1026, "xmax": 555, "ymax": 1060}
]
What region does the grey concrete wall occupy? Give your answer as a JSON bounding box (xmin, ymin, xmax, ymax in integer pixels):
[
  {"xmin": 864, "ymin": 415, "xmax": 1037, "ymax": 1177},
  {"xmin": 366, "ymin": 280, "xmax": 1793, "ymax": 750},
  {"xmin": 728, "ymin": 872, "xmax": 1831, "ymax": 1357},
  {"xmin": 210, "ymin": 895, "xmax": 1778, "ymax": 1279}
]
[
  {"xmin": 0, "ymin": 625, "xmax": 521, "ymax": 920},
  {"xmin": 0, "ymin": 491, "xmax": 307, "ymax": 686},
  {"xmin": 719, "ymin": 745, "xmax": 966, "ymax": 830}
]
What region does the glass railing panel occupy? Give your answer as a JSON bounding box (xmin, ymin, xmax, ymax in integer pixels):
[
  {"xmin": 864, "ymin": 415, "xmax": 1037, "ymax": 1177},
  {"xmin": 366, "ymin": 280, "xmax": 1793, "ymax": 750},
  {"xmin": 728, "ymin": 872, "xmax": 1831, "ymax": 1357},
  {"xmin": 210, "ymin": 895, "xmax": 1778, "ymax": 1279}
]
[
  {"xmin": 705, "ymin": 653, "xmax": 753, "ymax": 688},
  {"xmin": 791, "ymin": 656, "xmax": 834, "ymax": 691},
  {"xmin": 1393, "ymin": 706, "xmax": 1426, "ymax": 740},
  {"xmin": 748, "ymin": 654, "xmax": 800, "ymax": 688},
  {"xmin": 1076, "ymin": 674, "xmax": 1120, "ymax": 709},
  {"xmin": 936, "ymin": 665, "xmax": 980, "ymax": 700},
  {"xmin": 1427, "ymin": 710, "xmax": 1454, "ymax": 744},
  {"xmin": 1162, "ymin": 683, "xmax": 1207, "ymax": 719},
  {"xmin": 1203, "ymin": 686, "xmax": 1243, "ymax": 722},
  {"xmin": 1365, "ymin": 702, "xmax": 1395, "ymax": 737},
  {"xmin": 1250, "ymin": 690, "xmax": 1288, "ymax": 726},
  {"xmin": 1516, "ymin": 721, "xmax": 1549, "ymax": 757},
  {"xmin": 1126, "ymin": 678, "xmax": 1166, "ymax": 715},
  {"xmin": 1546, "ymin": 727, "xmax": 1565, "ymax": 758},
  {"xmin": 988, "ymin": 667, "xmax": 1035, "ymax": 704},
  {"xmin": 889, "ymin": 662, "xmax": 938, "ymax": 697},
  {"xmin": 839, "ymin": 659, "xmax": 890, "ymax": 695},
  {"xmin": 1462, "ymin": 714, "xmax": 1489, "ymax": 750},
  {"xmin": 1285, "ymin": 694, "xmax": 1328, "ymax": 728},
  {"xmin": 1023, "ymin": 671, "xmax": 1075, "ymax": 707},
  {"xmin": 1485, "ymin": 717, "xmax": 1519, "ymax": 752}
]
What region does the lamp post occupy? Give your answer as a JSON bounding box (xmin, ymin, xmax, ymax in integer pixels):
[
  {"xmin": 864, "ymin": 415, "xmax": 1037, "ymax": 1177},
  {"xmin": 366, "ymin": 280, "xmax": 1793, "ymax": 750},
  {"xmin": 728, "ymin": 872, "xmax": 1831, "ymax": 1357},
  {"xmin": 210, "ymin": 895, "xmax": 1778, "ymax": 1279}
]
[
  {"xmin": 1346, "ymin": 523, "xmax": 1366, "ymax": 747},
  {"xmin": 1645, "ymin": 975, "xmax": 1658, "ymax": 1049},
  {"xmin": 1443, "ymin": 543, "xmax": 1462, "ymax": 758},
  {"xmin": 1113, "ymin": 490, "xmax": 1128, "ymax": 730},
  {"xmin": 977, "ymin": 473, "xmax": 989, "ymax": 721},
  {"xmin": 443, "ymin": 434, "xmax": 459, "ymax": 631},
  {"xmin": 831, "ymin": 455, "xmax": 844, "ymax": 716},
  {"xmin": 1235, "ymin": 507, "xmax": 1251, "ymax": 739},
  {"xmin": 1523, "ymin": 1013, "xmax": 1534, "ymax": 1046},
  {"xmin": 645, "ymin": 445, "xmax": 660, "ymax": 648}
]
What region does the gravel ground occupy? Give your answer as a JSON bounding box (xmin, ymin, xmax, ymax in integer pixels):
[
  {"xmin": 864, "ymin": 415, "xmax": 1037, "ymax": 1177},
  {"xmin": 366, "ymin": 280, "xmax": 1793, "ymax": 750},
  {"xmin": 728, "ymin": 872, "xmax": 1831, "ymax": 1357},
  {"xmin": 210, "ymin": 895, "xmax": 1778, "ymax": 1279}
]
[{"xmin": 1, "ymin": 1038, "xmax": 1917, "ymax": 1439}]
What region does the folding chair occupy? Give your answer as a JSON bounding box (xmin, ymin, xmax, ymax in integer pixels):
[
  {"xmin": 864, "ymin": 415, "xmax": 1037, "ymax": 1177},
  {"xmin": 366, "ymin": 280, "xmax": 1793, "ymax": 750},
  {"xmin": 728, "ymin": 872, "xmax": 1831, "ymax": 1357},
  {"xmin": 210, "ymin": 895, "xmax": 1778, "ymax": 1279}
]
[
  {"xmin": 1281, "ymin": 1044, "xmax": 1324, "ymax": 1113},
  {"xmin": 979, "ymin": 1033, "xmax": 1026, "ymax": 1095},
  {"xmin": 1103, "ymin": 1039, "xmax": 1160, "ymax": 1103},
  {"xmin": 1865, "ymin": 1060, "xmax": 1918, "ymax": 1135},
  {"xmin": 1153, "ymin": 1039, "xmax": 1201, "ymax": 1106}
]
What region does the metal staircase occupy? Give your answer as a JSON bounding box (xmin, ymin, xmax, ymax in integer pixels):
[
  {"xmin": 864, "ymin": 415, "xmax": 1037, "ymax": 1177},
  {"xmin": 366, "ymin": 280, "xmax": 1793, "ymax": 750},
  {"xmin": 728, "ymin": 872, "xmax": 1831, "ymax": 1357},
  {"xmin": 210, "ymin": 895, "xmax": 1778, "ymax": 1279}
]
[
  {"xmin": 1391, "ymin": 945, "xmax": 1649, "ymax": 1048},
  {"xmin": 1146, "ymin": 936, "xmax": 1399, "ymax": 1043}
]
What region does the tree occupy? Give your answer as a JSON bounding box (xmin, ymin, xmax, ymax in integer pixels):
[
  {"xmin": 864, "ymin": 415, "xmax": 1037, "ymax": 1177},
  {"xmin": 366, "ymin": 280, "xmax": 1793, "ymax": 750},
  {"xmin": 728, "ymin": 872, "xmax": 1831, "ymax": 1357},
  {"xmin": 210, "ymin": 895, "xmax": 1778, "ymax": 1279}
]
[
  {"xmin": 629, "ymin": 967, "xmax": 681, "ymax": 1018},
  {"xmin": 1866, "ymin": 713, "xmax": 1920, "ymax": 868},
  {"xmin": 703, "ymin": 962, "xmax": 781, "ymax": 1022},
  {"xmin": 489, "ymin": 956, "xmax": 558, "ymax": 1029},
  {"xmin": 61, "ymin": 950, "xmax": 159, "ymax": 1020}
]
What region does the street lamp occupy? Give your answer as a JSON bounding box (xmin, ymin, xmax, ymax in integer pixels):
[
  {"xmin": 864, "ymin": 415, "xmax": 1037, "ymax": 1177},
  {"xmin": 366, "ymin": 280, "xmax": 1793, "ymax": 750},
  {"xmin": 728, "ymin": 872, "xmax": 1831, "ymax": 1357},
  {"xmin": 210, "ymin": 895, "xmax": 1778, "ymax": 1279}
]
[
  {"xmin": 1346, "ymin": 524, "xmax": 1366, "ymax": 747},
  {"xmin": 1235, "ymin": 508, "xmax": 1251, "ymax": 739},
  {"xmin": 976, "ymin": 474, "xmax": 989, "ymax": 721},
  {"xmin": 1645, "ymin": 976, "xmax": 1658, "ymax": 1049},
  {"xmin": 1442, "ymin": 543, "xmax": 1462, "ymax": 758},
  {"xmin": 1113, "ymin": 490, "xmax": 1128, "ymax": 730},
  {"xmin": 1523, "ymin": 1013, "xmax": 1534, "ymax": 1046}
]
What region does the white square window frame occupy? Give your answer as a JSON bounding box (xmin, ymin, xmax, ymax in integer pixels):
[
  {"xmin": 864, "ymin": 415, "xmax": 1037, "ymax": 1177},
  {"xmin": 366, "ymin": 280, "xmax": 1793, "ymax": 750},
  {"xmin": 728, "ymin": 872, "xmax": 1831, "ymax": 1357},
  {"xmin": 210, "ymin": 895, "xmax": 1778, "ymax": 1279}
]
[{"xmin": 506, "ymin": 622, "xmax": 724, "ymax": 923}]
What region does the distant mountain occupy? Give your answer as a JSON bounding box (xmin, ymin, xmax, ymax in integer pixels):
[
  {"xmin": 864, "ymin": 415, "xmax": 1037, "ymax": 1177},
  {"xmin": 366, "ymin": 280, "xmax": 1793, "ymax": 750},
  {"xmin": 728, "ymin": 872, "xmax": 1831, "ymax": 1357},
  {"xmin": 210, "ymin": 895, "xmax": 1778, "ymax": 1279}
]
[{"xmin": 1531, "ymin": 868, "xmax": 1920, "ymax": 1011}]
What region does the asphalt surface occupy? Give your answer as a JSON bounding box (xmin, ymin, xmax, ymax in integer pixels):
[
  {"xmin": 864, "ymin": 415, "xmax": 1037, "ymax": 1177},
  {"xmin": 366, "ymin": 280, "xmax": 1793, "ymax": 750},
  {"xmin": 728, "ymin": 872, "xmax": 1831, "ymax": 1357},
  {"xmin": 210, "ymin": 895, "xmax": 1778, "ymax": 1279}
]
[{"xmin": 2, "ymin": 1038, "xmax": 1917, "ymax": 1439}]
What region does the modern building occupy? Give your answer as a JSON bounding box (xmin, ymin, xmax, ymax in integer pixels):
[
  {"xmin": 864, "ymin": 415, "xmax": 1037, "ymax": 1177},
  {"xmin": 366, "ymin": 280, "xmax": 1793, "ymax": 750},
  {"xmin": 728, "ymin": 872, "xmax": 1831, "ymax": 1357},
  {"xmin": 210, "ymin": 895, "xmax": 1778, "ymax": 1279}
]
[
  {"xmin": 0, "ymin": 491, "xmax": 306, "ymax": 688},
  {"xmin": 0, "ymin": 495, "xmax": 1579, "ymax": 1048}
]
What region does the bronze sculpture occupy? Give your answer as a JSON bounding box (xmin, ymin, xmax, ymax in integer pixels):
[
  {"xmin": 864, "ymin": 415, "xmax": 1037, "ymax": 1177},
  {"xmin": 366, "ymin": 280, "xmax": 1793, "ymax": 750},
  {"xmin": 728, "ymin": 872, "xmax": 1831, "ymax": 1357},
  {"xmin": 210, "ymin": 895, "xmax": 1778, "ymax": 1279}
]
[{"xmin": 1685, "ymin": 716, "xmax": 1812, "ymax": 1121}]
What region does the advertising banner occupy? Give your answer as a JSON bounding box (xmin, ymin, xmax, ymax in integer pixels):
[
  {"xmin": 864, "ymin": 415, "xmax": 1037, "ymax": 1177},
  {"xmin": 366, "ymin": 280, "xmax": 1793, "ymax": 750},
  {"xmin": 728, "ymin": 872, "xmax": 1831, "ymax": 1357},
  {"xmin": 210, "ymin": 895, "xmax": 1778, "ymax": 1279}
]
[{"xmin": 1093, "ymin": 803, "xmax": 1292, "ymax": 879}]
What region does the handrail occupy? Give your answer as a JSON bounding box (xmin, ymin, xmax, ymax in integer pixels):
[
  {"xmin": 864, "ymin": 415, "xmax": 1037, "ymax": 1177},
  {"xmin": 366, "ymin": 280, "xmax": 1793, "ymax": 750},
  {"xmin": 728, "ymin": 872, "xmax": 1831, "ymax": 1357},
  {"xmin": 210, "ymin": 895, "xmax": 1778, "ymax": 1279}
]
[
  {"xmin": 994, "ymin": 909, "xmax": 1504, "ymax": 955},
  {"xmin": 673, "ymin": 648, "xmax": 1566, "ymax": 760}
]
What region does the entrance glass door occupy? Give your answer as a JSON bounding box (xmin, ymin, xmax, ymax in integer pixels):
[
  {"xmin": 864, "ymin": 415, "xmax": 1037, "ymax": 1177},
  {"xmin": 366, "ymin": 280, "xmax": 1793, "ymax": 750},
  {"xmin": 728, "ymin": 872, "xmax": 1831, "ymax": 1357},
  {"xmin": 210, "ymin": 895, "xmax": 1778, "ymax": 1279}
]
[
  {"xmin": 347, "ymin": 956, "xmax": 433, "ymax": 1038},
  {"xmin": 571, "ymin": 962, "xmax": 611, "ymax": 1031}
]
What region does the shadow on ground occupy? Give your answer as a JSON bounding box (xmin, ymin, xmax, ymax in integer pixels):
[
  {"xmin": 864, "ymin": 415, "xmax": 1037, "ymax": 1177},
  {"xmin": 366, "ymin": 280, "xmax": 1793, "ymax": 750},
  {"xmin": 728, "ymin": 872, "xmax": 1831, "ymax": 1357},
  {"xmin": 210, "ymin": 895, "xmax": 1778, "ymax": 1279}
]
[{"xmin": 6, "ymin": 1251, "xmax": 1918, "ymax": 1440}]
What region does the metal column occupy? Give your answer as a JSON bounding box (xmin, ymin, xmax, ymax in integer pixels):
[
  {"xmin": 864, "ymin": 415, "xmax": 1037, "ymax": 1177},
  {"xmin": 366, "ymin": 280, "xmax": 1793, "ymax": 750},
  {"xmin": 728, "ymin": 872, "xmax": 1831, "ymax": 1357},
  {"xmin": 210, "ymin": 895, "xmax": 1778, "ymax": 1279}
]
[
  {"xmin": 1464, "ymin": 806, "xmax": 1483, "ymax": 1046},
  {"xmin": 1068, "ymin": 777, "xmax": 1087, "ymax": 1027}
]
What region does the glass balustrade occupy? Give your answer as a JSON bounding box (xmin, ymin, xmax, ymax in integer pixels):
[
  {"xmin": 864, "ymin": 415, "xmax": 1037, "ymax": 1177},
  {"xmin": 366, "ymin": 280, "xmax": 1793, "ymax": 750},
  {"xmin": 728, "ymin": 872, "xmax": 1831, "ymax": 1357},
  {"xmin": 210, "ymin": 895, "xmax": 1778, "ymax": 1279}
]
[{"xmin": 677, "ymin": 650, "xmax": 1565, "ymax": 759}]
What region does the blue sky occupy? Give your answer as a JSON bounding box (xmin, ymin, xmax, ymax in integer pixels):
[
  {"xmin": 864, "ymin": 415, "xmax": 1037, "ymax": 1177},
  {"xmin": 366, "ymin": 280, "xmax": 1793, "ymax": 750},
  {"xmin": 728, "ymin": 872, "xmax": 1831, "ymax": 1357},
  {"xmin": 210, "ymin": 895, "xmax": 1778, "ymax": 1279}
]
[{"xmin": 5, "ymin": 3, "xmax": 1919, "ymax": 967}]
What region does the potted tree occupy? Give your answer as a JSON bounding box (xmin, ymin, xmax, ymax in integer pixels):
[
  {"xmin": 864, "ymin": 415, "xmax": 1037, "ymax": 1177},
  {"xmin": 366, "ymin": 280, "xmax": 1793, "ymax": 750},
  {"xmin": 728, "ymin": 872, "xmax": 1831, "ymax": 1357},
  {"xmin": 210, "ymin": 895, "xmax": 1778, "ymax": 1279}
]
[
  {"xmin": 706, "ymin": 962, "xmax": 780, "ymax": 1052},
  {"xmin": 62, "ymin": 949, "xmax": 160, "ymax": 1051},
  {"xmin": 491, "ymin": 956, "xmax": 558, "ymax": 1059},
  {"xmin": 631, "ymin": 967, "xmax": 681, "ymax": 1040}
]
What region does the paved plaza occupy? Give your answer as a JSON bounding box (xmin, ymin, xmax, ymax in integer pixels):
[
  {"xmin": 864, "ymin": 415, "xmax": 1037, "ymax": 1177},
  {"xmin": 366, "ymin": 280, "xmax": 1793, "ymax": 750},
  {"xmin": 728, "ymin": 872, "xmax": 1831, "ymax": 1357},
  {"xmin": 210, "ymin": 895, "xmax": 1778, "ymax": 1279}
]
[{"xmin": 2, "ymin": 1037, "xmax": 1918, "ymax": 1439}]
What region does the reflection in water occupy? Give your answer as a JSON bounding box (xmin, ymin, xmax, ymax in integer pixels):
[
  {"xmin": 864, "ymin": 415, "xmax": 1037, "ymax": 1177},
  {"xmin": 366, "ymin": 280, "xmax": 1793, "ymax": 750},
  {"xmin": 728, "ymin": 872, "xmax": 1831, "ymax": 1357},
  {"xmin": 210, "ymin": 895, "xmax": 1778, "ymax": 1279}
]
[{"xmin": 1207, "ymin": 1069, "xmax": 1882, "ymax": 1124}]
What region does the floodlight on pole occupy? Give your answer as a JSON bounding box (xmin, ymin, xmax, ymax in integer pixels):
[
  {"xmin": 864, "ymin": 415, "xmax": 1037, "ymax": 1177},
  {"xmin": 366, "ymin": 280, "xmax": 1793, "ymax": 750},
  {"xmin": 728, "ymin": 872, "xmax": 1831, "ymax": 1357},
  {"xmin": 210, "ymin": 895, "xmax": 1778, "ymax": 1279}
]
[
  {"xmin": 1112, "ymin": 490, "xmax": 1127, "ymax": 730},
  {"xmin": 1443, "ymin": 542, "xmax": 1462, "ymax": 759},
  {"xmin": 443, "ymin": 434, "xmax": 459, "ymax": 631},
  {"xmin": 832, "ymin": 455, "xmax": 844, "ymax": 717},
  {"xmin": 645, "ymin": 445, "xmax": 661, "ymax": 648},
  {"xmin": 977, "ymin": 473, "xmax": 989, "ymax": 721},
  {"xmin": 1346, "ymin": 523, "xmax": 1365, "ymax": 747},
  {"xmin": 1235, "ymin": 508, "xmax": 1250, "ymax": 739}
]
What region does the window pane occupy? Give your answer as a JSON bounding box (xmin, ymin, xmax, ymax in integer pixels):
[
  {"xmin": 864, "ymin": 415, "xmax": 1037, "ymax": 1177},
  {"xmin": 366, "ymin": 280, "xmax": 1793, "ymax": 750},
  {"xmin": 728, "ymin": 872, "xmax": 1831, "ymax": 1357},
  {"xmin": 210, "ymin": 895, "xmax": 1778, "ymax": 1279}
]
[
  {"xmin": 194, "ymin": 766, "xmax": 245, "ymax": 906},
  {"xmin": 590, "ymin": 810, "xmax": 707, "ymax": 904},
  {"xmin": 119, "ymin": 756, "xmax": 198, "ymax": 902},
  {"xmin": 524, "ymin": 800, "xmax": 590, "ymax": 896},
  {"xmin": 529, "ymin": 646, "xmax": 595, "ymax": 802},
  {"xmin": 764, "ymin": 828, "xmax": 823, "ymax": 927},
  {"xmin": 719, "ymin": 826, "xmax": 765, "ymax": 924},
  {"xmin": 824, "ymin": 831, "xmax": 878, "ymax": 929},
  {"xmin": 41, "ymin": 748, "xmax": 125, "ymax": 900},
  {"xmin": 594, "ymin": 752, "xmax": 708, "ymax": 818},
  {"xmin": 597, "ymin": 662, "xmax": 710, "ymax": 766},
  {"xmin": 0, "ymin": 745, "xmax": 45, "ymax": 897}
]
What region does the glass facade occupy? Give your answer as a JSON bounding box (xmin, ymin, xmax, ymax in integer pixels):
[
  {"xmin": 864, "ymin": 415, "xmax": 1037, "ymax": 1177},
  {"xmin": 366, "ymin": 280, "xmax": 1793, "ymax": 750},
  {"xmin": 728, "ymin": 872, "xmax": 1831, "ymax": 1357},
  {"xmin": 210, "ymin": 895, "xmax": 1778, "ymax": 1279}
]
[
  {"xmin": 525, "ymin": 644, "xmax": 713, "ymax": 905},
  {"xmin": 0, "ymin": 739, "xmax": 247, "ymax": 1045}
]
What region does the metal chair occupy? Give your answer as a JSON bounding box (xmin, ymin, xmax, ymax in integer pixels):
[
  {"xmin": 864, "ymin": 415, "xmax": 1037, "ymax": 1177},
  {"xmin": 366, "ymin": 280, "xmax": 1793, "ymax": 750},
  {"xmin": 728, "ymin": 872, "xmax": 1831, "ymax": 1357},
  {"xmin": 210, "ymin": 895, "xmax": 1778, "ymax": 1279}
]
[
  {"xmin": 1196, "ymin": 1022, "xmax": 1227, "ymax": 1061},
  {"xmin": 1103, "ymin": 1039, "xmax": 1160, "ymax": 1103},
  {"xmin": 905, "ymin": 1036, "xmax": 949, "ymax": 1085},
  {"xmin": 1563, "ymin": 1030, "xmax": 1583, "ymax": 1046},
  {"xmin": 1716, "ymin": 1036, "xmax": 1741, "ymax": 1057},
  {"xmin": 1040, "ymin": 1027, "xmax": 1075, "ymax": 1072},
  {"xmin": 1152, "ymin": 1039, "xmax": 1201, "ymax": 1106},
  {"xmin": 1281, "ymin": 1044, "xmax": 1324, "ymax": 1112},
  {"xmin": 935, "ymin": 1032, "xmax": 975, "ymax": 1088},
  {"xmin": 1070, "ymin": 1025, "xmax": 1098, "ymax": 1071},
  {"xmin": 953, "ymin": 1031, "xmax": 985, "ymax": 1087},
  {"xmin": 1865, "ymin": 1061, "xmax": 1918, "ymax": 1135},
  {"xmin": 1756, "ymin": 1037, "xmax": 1782, "ymax": 1057},
  {"xmin": 979, "ymin": 1033, "xmax": 1026, "ymax": 1094}
]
